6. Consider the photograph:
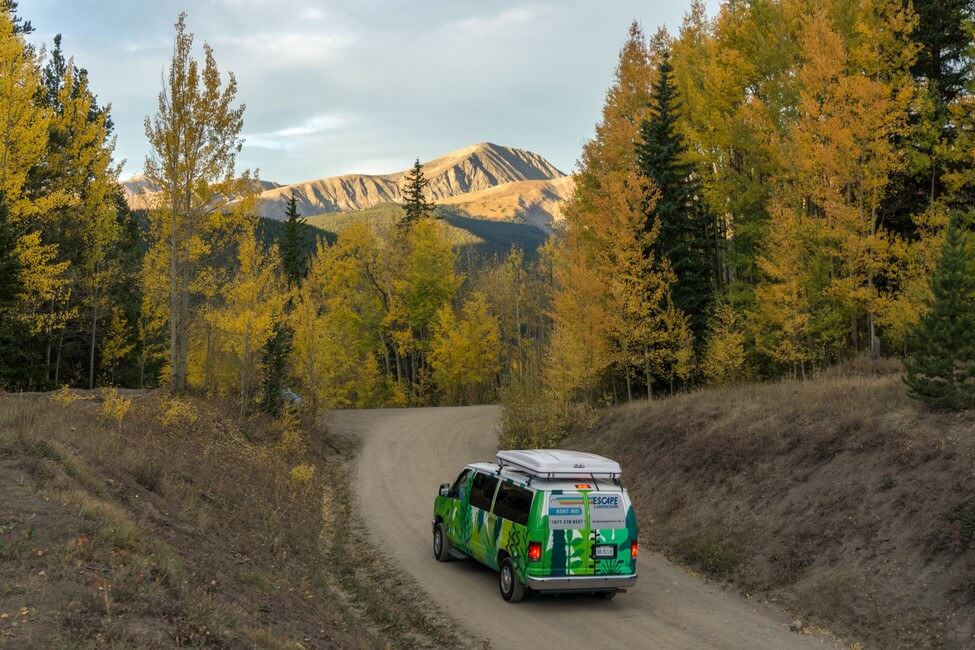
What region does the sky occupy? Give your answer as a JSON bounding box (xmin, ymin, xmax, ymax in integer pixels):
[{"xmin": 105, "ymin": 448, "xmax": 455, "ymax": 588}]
[{"xmin": 21, "ymin": 1, "xmax": 718, "ymax": 184}]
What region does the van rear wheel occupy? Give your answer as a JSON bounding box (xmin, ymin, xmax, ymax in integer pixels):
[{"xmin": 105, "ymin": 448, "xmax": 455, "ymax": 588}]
[
  {"xmin": 595, "ymin": 590, "xmax": 617, "ymax": 600},
  {"xmin": 433, "ymin": 523, "xmax": 451, "ymax": 561},
  {"xmin": 499, "ymin": 558, "xmax": 526, "ymax": 602}
]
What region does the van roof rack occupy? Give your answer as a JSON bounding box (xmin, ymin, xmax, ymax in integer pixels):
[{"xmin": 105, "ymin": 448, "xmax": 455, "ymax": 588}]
[{"xmin": 496, "ymin": 449, "xmax": 622, "ymax": 480}]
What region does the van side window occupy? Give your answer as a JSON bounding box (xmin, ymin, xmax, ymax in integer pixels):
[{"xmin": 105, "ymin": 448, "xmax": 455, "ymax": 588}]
[
  {"xmin": 469, "ymin": 472, "xmax": 499, "ymax": 511},
  {"xmin": 493, "ymin": 482, "xmax": 533, "ymax": 526},
  {"xmin": 451, "ymin": 469, "xmax": 472, "ymax": 499}
]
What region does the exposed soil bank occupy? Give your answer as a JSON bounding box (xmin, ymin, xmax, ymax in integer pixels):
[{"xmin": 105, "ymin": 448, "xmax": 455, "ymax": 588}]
[{"xmin": 570, "ymin": 363, "xmax": 975, "ymax": 649}]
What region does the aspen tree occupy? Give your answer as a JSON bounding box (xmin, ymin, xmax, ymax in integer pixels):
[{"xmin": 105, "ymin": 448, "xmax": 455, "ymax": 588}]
[
  {"xmin": 430, "ymin": 293, "xmax": 501, "ymax": 405},
  {"xmin": 210, "ymin": 227, "xmax": 286, "ymax": 416},
  {"xmin": 144, "ymin": 12, "xmax": 245, "ymax": 393}
]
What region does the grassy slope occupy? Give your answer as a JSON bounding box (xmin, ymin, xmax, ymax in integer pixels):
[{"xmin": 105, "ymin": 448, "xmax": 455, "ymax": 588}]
[
  {"xmin": 0, "ymin": 391, "xmax": 470, "ymax": 648},
  {"xmin": 569, "ymin": 360, "xmax": 974, "ymax": 649},
  {"xmin": 305, "ymin": 203, "xmax": 548, "ymax": 262}
]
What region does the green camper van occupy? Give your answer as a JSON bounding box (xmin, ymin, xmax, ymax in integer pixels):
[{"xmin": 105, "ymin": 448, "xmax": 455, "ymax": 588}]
[{"xmin": 432, "ymin": 449, "xmax": 638, "ymax": 602}]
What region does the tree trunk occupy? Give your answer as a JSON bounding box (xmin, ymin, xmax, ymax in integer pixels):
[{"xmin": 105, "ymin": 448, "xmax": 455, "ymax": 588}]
[
  {"xmin": 45, "ymin": 296, "xmax": 55, "ymax": 384},
  {"xmin": 54, "ymin": 328, "xmax": 65, "ymax": 385},
  {"xmin": 177, "ymin": 247, "xmax": 190, "ymax": 392},
  {"xmin": 139, "ymin": 342, "xmax": 146, "ymax": 389},
  {"xmin": 88, "ymin": 301, "xmax": 98, "ymax": 389},
  {"xmin": 169, "ymin": 214, "xmax": 180, "ymax": 393},
  {"xmin": 869, "ymin": 314, "xmax": 880, "ymax": 361},
  {"xmin": 240, "ymin": 330, "xmax": 250, "ymax": 419},
  {"xmin": 644, "ymin": 354, "xmax": 652, "ymax": 400}
]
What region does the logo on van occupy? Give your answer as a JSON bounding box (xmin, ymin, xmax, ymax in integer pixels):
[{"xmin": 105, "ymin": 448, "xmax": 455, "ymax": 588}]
[
  {"xmin": 573, "ymin": 463, "xmax": 586, "ymax": 468},
  {"xmin": 590, "ymin": 495, "xmax": 621, "ymax": 509}
]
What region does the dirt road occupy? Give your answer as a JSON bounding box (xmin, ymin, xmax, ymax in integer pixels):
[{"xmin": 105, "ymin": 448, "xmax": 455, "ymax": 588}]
[{"xmin": 329, "ymin": 406, "xmax": 841, "ymax": 649}]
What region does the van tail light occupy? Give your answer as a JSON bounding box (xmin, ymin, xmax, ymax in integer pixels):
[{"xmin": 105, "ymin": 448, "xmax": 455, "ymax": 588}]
[
  {"xmin": 528, "ymin": 541, "xmax": 542, "ymax": 562},
  {"xmin": 630, "ymin": 540, "xmax": 639, "ymax": 558}
]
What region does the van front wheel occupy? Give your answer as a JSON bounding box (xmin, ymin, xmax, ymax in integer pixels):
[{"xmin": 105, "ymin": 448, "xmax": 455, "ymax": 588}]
[
  {"xmin": 499, "ymin": 558, "xmax": 526, "ymax": 602},
  {"xmin": 433, "ymin": 523, "xmax": 451, "ymax": 561}
]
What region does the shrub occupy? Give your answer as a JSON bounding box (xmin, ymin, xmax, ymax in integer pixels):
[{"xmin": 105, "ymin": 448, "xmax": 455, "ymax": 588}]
[
  {"xmin": 290, "ymin": 464, "xmax": 315, "ymax": 485},
  {"xmin": 158, "ymin": 397, "xmax": 198, "ymax": 428},
  {"xmin": 52, "ymin": 385, "xmax": 79, "ymax": 405},
  {"xmin": 276, "ymin": 407, "xmax": 305, "ymax": 457},
  {"xmin": 498, "ymin": 370, "xmax": 595, "ymax": 449},
  {"xmin": 101, "ymin": 389, "xmax": 132, "ymax": 427}
]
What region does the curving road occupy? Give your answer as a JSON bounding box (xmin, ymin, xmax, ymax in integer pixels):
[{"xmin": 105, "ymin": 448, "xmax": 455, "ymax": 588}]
[{"xmin": 329, "ymin": 406, "xmax": 842, "ymax": 649}]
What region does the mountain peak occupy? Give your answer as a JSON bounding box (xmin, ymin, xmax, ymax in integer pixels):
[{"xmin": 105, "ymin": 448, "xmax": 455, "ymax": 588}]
[{"xmin": 255, "ymin": 143, "xmax": 566, "ymax": 219}]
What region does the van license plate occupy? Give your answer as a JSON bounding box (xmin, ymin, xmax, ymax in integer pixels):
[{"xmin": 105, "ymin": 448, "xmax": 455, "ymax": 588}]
[{"xmin": 594, "ymin": 544, "xmax": 615, "ymax": 558}]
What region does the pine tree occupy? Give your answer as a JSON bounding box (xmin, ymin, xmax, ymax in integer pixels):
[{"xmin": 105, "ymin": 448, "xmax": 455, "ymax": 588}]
[
  {"xmin": 0, "ymin": 195, "xmax": 21, "ymax": 313},
  {"xmin": 911, "ymin": 0, "xmax": 973, "ymax": 103},
  {"xmin": 401, "ymin": 158, "xmax": 435, "ymax": 225},
  {"xmin": 636, "ymin": 50, "xmax": 714, "ymax": 341},
  {"xmin": 280, "ymin": 192, "xmax": 308, "ymax": 286},
  {"xmin": 1, "ymin": 0, "xmax": 32, "ymax": 34},
  {"xmin": 260, "ymin": 320, "xmax": 292, "ymax": 416},
  {"xmin": 0, "ymin": 194, "xmax": 27, "ymax": 387},
  {"xmin": 903, "ymin": 213, "xmax": 975, "ymax": 410}
]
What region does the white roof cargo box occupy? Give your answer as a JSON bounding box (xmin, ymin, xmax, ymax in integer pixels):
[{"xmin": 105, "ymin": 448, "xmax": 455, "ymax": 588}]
[{"xmin": 496, "ymin": 449, "xmax": 622, "ymax": 480}]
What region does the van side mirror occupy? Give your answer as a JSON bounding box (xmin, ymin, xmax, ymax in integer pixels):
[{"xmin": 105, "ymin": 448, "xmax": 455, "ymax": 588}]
[{"xmin": 439, "ymin": 482, "xmax": 451, "ymax": 497}]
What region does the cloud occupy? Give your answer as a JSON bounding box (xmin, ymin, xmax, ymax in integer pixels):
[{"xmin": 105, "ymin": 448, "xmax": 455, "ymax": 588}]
[
  {"xmin": 244, "ymin": 113, "xmax": 353, "ymax": 150},
  {"xmin": 272, "ymin": 113, "xmax": 351, "ymax": 138},
  {"xmin": 448, "ymin": 6, "xmax": 539, "ymax": 36},
  {"xmin": 214, "ymin": 30, "xmax": 356, "ymax": 64},
  {"xmin": 300, "ymin": 7, "xmax": 325, "ymax": 20}
]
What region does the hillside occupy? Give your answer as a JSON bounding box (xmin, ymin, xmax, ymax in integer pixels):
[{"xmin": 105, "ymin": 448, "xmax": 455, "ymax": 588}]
[
  {"xmin": 122, "ymin": 177, "xmax": 282, "ymax": 211},
  {"xmin": 438, "ymin": 175, "xmax": 575, "ymax": 233},
  {"xmin": 254, "ymin": 142, "xmax": 566, "ymax": 219},
  {"xmin": 305, "ymin": 203, "xmax": 548, "ymax": 262},
  {"xmin": 0, "ymin": 390, "xmax": 469, "ymax": 648},
  {"xmin": 569, "ymin": 360, "xmax": 975, "ymax": 649}
]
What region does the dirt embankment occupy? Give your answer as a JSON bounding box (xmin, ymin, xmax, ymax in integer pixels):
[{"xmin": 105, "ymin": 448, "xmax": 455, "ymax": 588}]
[
  {"xmin": 569, "ymin": 361, "xmax": 975, "ymax": 649},
  {"xmin": 0, "ymin": 390, "xmax": 463, "ymax": 648}
]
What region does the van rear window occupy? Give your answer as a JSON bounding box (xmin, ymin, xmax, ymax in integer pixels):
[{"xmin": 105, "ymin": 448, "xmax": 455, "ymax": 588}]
[
  {"xmin": 588, "ymin": 493, "xmax": 626, "ymax": 529},
  {"xmin": 493, "ymin": 482, "xmax": 532, "ymax": 526},
  {"xmin": 548, "ymin": 493, "xmax": 586, "ymax": 529}
]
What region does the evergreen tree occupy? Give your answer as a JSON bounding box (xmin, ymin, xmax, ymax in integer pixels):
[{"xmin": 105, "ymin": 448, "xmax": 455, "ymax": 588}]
[
  {"xmin": 1, "ymin": 0, "xmax": 32, "ymax": 34},
  {"xmin": 636, "ymin": 50, "xmax": 714, "ymax": 342},
  {"xmin": 903, "ymin": 214, "xmax": 975, "ymax": 410},
  {"xmin": 0, "ymin": 195, "xmax": 21, "ymax": 313},
  {"xmin": 260, "ymin": 320, "xmax": 292, "ymax": 416},
  {"xmin": 401, "ymin": 158, "xmax": 435, "ymax": 225},
  {"xmin": 0, "ymin": 193, "xmax": 28, "ymax": 387},
  {"xmin": 911, "ymin": 0, "xmax": 974, "ymax": 103},
  {"xmin": 882, "ymin": 0, "xmax": 973, "ymax": 237},
  {"xmin": 280, "ymin": 192, "xmax": 308, "ymax": 286}
]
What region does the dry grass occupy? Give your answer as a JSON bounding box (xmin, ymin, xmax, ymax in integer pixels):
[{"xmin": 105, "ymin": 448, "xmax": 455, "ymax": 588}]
[
  {"xmin": 570, "ymin": 359, "xmax": 975, "ymax": 649},
  {"xmin": 0, "ymin": 388, "xmax": 463, "ymax": 648}
]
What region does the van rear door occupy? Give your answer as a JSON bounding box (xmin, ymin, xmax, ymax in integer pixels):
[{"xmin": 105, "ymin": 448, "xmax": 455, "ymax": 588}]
[
  {"xmin": 536, "ymin": 488, "xmax": 636, "ymax": 578},
  {"xmin": 589, "ymin": 491, "xmax": 636, "ymax": 576},
  {"xmin": 544, "ymin": 491, "xmax": 594, "ymax": 576}
]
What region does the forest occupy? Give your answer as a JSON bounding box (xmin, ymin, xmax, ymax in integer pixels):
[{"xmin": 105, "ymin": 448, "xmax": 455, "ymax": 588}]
[{"xmin": 1, "ymin": 0, "xmax": 973, "ymax": 439}]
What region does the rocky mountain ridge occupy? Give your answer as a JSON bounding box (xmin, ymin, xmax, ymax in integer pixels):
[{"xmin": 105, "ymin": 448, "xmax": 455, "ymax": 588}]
[{"xmin": 122, "ymin": 142, "xmax": 574, "ymax": 230}]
